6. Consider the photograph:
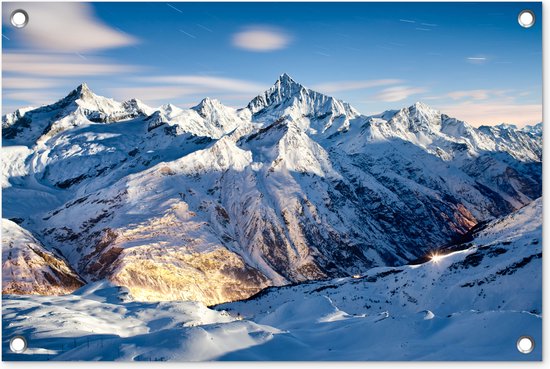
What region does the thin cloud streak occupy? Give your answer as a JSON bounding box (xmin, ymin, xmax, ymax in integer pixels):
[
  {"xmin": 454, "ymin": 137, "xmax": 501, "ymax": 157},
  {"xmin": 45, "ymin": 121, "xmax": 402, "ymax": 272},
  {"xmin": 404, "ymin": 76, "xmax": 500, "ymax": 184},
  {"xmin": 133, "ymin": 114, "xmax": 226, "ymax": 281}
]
[
  {"xmin": 196, "ymin": 24, "xmax": 213, "ymax": 32},
  {"xmin": 312, "ymin": 79, "xmax": 402, "ymax": 93},
  {"xmin": 3, "ymin": 77, "xmax": 59, "ymax": 89},
  {"xmin": 166, "ymin": 3, "xmax": 183, "ymax": 13},
  {"xmin": 135, "ymin": 75, "xmax": 267, "ymax": 94},
  {"xmin": 179, "ymin": 30, "xmax": 197, "ymax": 39},
  {"xmin": 447, "ymin": 89, "xmax": 511, "ymax": 101},
  {"xmin": 466, "ymin": 56, "xmax": 488, "ymax": 65},
  {"xmin": 372, "ymin": 86, "xmax": 427, "ymax": 102},
  {"xmin": 3, "ymin": 53, "xmax": 142, "ymax": 77}
]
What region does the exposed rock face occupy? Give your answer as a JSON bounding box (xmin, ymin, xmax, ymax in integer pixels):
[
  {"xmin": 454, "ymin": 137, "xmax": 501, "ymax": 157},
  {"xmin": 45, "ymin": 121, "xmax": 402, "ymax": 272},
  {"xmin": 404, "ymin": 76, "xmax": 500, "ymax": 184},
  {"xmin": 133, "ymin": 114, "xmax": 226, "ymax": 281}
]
[
  {"xmin": 2, "ymin": 219, "xmax": 84, "ymax": 295},
  {"xmin": 218, "ymin": 198, "xmax": 543, "ymax": 320},
  {"xmin": 2, "ymin": 75, "xmax": 542, "ymax": 305}
]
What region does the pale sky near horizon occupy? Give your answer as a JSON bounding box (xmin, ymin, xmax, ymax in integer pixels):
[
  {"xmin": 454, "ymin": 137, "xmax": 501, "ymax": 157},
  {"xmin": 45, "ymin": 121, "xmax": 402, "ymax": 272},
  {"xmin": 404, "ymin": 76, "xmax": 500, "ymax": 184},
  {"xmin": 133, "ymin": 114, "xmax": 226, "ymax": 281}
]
[{"xmin": 2, "ymin": 2, "xmax": 542, "ymax": 126}]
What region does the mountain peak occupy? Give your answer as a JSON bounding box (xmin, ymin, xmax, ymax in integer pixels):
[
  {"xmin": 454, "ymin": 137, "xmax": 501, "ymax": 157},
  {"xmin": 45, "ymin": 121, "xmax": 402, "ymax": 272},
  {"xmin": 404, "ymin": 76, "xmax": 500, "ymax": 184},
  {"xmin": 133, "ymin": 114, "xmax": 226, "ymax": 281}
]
[
  {"xmin": 247, "ymin": 74, "xmax": 307, "ymax": 114},
  {"xmin": 410, "ymin": 101, "xmax": 437, "ymax": 114},
  {"xmin": 494, "ymin": 123, "xmax": 518, "ymax": 130},
  {"xmin": 192, "ymin": 97, "xmax": 228, "ymax": 119},
  {"xmin": 274, "ymin": 73, "xmax": 303, "ymax": 92},
  {"xmin": 194, "ymin": 97, "xmax": 223, "ymax": 109},
  {"xmin": 62, "ymin": 82, "xmax": 99, "ymax": 105},
  {"xmin": 76, "ymin": 82, "xmax": 91, "ymax": 94},
  {"xmin": 277, "ymin": 73, "xmax": 296, "ymax": 84},
  {"xmin": 385, "ymin": 101, "xmax": 442, "ymax": 133},
  {"xmin": 406, "ymin": 102, "xmax": 440, "ymax": 122}
]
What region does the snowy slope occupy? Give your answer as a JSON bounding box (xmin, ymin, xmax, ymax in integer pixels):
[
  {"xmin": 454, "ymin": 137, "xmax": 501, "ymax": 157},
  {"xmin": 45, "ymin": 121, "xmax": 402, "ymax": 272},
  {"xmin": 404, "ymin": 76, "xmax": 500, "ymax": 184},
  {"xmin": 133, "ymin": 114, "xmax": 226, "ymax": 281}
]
[
  {"xmin": 219, "ymin": 198, "xmax": 542, "ymax": 318},
  {"xmin": 214, "ymin": 199, "xmax": 542, "ymax": 360},
  {"xmin": 2, "ymin": 282, "xmax": 281, "ymax": 361},
  {"xmin": 2, "ymin": 200, "xmax": 541, "ymax": 361},
  {"xmin": 1, "ymin": 75, "xmax": 542, "ymax": 305}
]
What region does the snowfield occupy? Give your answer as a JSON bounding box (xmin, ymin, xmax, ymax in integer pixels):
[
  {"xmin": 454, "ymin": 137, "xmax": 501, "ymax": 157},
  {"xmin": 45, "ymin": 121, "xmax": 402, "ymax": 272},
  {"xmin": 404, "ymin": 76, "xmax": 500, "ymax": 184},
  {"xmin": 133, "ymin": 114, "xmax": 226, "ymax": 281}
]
[
  {"xmin": 2, "ymin": 282, "xmax": 281, "ymax": 361},
  {"xmin": 2, "ymin": 199, "xmax": 542, "ymax": 360},
  {"xmin": 2, "ymin": 288, "xmax": 540, "ymax": 361}
]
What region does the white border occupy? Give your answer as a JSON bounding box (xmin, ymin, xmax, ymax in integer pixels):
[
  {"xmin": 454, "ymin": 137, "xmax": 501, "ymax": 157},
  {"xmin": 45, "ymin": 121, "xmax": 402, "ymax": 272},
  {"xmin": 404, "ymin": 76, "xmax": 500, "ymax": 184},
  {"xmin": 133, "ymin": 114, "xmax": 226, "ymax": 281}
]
[{"xmin": 0, "ymin": 0, "xmax": 546, "ymax": 367}]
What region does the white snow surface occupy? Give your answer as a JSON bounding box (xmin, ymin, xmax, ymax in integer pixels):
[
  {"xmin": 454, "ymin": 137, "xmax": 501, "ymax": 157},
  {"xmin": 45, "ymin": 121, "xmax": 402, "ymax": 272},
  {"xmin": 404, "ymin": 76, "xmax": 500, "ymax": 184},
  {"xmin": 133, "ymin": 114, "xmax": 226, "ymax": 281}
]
[
  {"xmin": 2, "ymin": 282, "xmax": 281, "ymax": 361},
  {"xmin": 2, "ymin": 199, "xmax": 542, "ymax": 360}
]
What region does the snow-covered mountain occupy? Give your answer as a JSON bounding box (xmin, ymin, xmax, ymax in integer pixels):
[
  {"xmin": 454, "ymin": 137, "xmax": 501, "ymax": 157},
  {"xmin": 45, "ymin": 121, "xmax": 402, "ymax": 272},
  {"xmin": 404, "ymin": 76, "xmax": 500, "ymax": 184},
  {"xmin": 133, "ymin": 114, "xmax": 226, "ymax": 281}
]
[
  {"xmin": 2, "ymin": 74, "xmax": 542, "ymax": 305},
  {"xmin": 214, "ymin": 198, "xmax": 542, "ymax": 360},
  {"xmin": 218, "ymin": 197, "xmax": 542, "ymax": 317},
  {"xmin": 2, "ymin": 83, "xmax": 153, "ymax": 146},
  {"xmin": 2, "ymin": 199, "xmax": 541, "ymax": 360},
  {"xmin": 248, "ymin": 73, "xmax": 359, "ymax": 136}
]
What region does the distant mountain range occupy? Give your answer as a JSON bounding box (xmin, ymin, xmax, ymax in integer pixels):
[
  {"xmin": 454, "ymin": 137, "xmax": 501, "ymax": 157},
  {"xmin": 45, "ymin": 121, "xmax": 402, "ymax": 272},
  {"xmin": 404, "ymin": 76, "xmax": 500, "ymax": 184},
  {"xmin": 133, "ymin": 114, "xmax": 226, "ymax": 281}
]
[{"xmin": 2, "ymin": 74, "xmax": 542, "ymax": 305}]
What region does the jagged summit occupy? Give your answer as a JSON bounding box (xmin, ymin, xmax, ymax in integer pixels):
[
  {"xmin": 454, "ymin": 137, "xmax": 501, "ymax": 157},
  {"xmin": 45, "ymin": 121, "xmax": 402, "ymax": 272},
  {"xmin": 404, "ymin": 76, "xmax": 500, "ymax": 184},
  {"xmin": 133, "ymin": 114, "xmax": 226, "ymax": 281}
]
[
  {"xmin": 410, "ymin": 101, "xmax": 437, "ymax": 113},
  {"xmin": 278, "ymin": 72, "xmax": 295, "ymax": 82},
  {"xmin": 274, "ymin": 73, "xmax": 303, "ymax": 93},
  {"xmin": 246, "ymin": 74, "xmax": 359, "ymax": 136},
  {"xmin": 58, "ymin": 82, "xmax": 96, "ymax": 106},
  {"xmin": 122, "ymin": 98, "xmax": 155, "ymax": 117},
  {"xmin": 522, "ymin": 122, "xmax": 543, "ymax": 137},
  {"xmin": 56, "ymin": 82, "xmax": 122, "ymax": 113},
  {"xmin": 76, "ymin": 82, "xmax": 91, "ymax": 93},
  {"xmin": 384, "ymin": 101, "xmax": 444, "ymax": 133},
  {"xmin": 247, "ymin": 73, "xmax": 306, "ymax": 114},
  {"xmin": 192, "ymin": 97, "xmax": 225, "ymax": 113},
  {"xmin": 494, "ymin": 123, "xmax": 519, "ymax": 130}
]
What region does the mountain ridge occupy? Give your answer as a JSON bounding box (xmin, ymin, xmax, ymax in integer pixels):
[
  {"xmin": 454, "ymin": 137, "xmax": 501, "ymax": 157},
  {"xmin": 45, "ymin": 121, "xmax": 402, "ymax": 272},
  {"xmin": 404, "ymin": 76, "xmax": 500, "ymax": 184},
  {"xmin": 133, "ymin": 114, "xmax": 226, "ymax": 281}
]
[{"xmin": 1, "ymin": 74, "xmax": 542, "ymax": 305}]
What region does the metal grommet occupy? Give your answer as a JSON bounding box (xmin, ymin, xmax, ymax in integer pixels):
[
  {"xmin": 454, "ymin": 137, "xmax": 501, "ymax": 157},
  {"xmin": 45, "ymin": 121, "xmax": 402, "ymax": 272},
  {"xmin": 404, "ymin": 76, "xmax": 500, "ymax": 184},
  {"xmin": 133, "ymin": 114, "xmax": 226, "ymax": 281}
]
[
  {"xmin": 10, "ymin": 9, "xmax": 29, "ymax": 29},
  {"xmin": 9, "ymin": 336, "xmax": 27, "ymax": 353},
  {"xmin": 518, "ymin": 10, "xmax": 535, "ymax": 28},
  {"xmin": 517, "ymin": 335, "xmax": 535, "ymax": 354}
]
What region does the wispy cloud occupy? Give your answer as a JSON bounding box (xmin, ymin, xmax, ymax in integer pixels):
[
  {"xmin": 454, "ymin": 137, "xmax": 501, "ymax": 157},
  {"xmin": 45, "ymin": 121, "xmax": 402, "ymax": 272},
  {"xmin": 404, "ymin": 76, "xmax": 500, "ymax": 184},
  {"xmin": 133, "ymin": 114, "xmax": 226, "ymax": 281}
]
[
  {"xmin": 399, "ymin": 19, "xmax": 416, "ymax": 23},
  {"xmin": 232, "ymin": 26, "xmax": 291, "ymax": 52},
  {"xmin": 135, "ymin": 75, "xmax": 267, "ymax": 94},
  {"xmin": 2, "ymin": 3, "xmax": 142, "ymax": 110},
  {"xmin": 3, "ymin": 53, "xmax": 142, "ymax": 77},
  {"xmin": 447, "ymin": 89, "xmax": 512, "ymax": 101},
  {"xmin": 2, "ymin": 77, "xmax": 59, "ymax": 89},
  {"xmin": 2, "ymin": 3, "xmax": 138, "ymax": 52},
  {"xmin": 117, "ymin": 74, "xmax": 270, "ymax": 106},
  {"xmin": 372, "ymin": 86, "xmax": 427, "ymax": 102},
  {"xmin": 312, "ymin": 79, "xmax": 402, "ymax": 93},
  {"xmin": 3, "ymin": 91, "xmax": 59, "ymax": 106},
  {"xmin": 438, "ymin": 102, "xmax": 541, "ymax": 127}
]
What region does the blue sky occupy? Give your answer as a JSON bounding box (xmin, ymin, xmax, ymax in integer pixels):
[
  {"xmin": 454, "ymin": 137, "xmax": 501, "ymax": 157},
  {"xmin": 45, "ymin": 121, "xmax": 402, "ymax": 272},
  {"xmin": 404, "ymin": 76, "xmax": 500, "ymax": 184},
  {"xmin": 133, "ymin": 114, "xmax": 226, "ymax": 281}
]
[{"xmin": 2, "ymin": 2, "xmax": 542, "ymax": 126}]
